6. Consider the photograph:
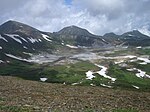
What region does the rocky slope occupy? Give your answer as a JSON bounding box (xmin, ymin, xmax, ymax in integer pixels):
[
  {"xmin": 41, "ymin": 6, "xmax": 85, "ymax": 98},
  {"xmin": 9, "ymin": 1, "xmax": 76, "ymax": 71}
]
[{"xmin": 0, "ymin": 76, "xmax": 150, "ymax": 112}]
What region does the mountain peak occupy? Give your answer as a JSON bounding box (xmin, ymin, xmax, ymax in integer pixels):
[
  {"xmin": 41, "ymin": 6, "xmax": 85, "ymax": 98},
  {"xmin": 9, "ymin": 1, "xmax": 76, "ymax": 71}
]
[
  {"xmin": 3, "ymin": 20, "xmax": 20, "ymax": 24},
  {"xmin": 122, "ymin": 30, "xmax": 143, "ymax": 36},
  {"xmin": 0, "ymin": 20, "xmax": 39, "ymax": 35},
  {"xmin": 69, "ymin": 25, "xmax": 79, "ymax": 28},
  {"xmin": 57, "ymin": 25, "xmax": 94, "ymax": 36},
  {"xmin": 0, "ymin": 20, "xmax": 27, "ymax": 28},
  {"xmin": 103, "ymin": 32, "xmax": 117, "ymax": 37}
]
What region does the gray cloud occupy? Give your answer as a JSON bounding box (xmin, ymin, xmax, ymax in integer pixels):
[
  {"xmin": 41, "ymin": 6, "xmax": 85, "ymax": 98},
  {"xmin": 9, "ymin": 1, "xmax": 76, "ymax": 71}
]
[{"xmin": 0, "ymin": 0, "xmax": 150, "ymax": 35}]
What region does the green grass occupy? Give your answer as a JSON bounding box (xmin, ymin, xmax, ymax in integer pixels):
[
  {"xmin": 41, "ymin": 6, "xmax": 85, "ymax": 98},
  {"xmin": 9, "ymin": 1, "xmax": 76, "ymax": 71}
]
[
  {"xmin": 0, "ymin": 58, "xmax": 150, "ymax": 90},
  {"xmin": 107, "ymin": 64, "xmax": 150, "ymax": 91},
  {"xmin": 41, "ymin": 61, "xmax": 99, "ymax": 84},
  {"xmin": 0, "ymin": 60, "xmax": 99, "ymax": 84},
  {"xmin": 0, "ymin": 105, "xmax": 31, "ymax": 112},
  {"xmin": 0, "ymin": 97, "xmax": 5, "ymax": 102},
  {"xmin": 138, "ymin": 48, "xmax": 150, "ymax": 55},
  {"xmin": 133, "ymin": 62, "xmax": 150, "ymax": 74},
  {"xmin": 0, "ymin": 60, "xmax": 42, "ymax": 80}
]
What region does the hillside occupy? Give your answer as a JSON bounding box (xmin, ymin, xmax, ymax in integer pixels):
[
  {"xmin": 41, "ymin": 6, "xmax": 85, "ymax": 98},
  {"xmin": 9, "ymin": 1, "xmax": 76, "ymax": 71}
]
[{"xmin": 0, "ymin": 76, "xmax": 150, "ymax": 112}]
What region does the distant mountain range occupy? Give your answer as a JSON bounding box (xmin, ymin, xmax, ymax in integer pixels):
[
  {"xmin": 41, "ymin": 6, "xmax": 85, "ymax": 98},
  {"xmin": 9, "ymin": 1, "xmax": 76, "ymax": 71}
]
[{"xmin": 0, "ymin": 20, "xmax": 150, "ymax": 61}]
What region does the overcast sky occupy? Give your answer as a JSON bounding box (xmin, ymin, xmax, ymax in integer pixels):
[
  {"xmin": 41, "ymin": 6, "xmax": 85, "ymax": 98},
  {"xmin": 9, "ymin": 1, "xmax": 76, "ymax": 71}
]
[{"xmin": 0, "ymin": 0, "xmax": 150, "ymax": 35}]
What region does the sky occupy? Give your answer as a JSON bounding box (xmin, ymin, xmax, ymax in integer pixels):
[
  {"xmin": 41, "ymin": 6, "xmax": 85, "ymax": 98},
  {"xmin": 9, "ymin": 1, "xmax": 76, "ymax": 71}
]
[
  {"xmin": 65, "ymin": 0, "xmax": 72, "ymax": 5},
  {"xmin": 0, "ymin": 0, "xmax": 150, "ymax": 36}
]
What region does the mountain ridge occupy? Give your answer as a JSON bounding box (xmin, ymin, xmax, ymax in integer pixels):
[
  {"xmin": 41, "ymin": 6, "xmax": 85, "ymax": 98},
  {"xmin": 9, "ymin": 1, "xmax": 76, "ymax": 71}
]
[
  {"xmin": 1, "ymin": 20, "xmax": 150, "ymax": 39},
  {"xmin": 0, "ymin": 20, "xmax": 150, "ymax": 54}
]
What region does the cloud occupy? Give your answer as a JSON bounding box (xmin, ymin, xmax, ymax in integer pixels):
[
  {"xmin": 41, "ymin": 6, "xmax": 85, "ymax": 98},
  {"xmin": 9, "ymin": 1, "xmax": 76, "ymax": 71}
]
[
  {"xmin": 73, "ymin": 0, "xmax": 125, "ymax": 20},
  {"xmin": 0, "ymin": 0, "xmax": 150, "ymax": 35},
  {"xmin": 72, "ymin": 0, "xmax": 150, "ymax": 34}
]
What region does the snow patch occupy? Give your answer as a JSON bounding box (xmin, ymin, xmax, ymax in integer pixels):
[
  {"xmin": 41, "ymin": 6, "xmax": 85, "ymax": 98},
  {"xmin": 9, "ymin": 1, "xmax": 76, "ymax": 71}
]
[
  {"xmin": 90, "ymin": 83, "xmax": 95, "ymax": 86},
  {"xmin": 127, "ymin": 68, "xmax": 136, "ymax": 71},
  {"xmin": 114, "ymin": 60, "xmax": 124, "ymax": 64},
  {"xmin": 136, "ymin": 46, "xmax": 142, "ymax": 49},
  {"xmin": 137, "ymin": 57, "xmax": 150, "ymax": 64},
  {"xmin": 0, "ymin": 60, "xmax": 4, "ymax": 63},
  {"xmin": 38, "ymin": 39, "xmax": 42, "ymax": 42},
  {"xmin": 0, "ymin": 35, "xmax": 8, "ymax": 42},
  {"xmin": 41, "ymin": 34, "xmax": 52, "ymax": 42},
  {"xmin": 132, "ymin": 85, "xmax": 139, "ymax": 89},
  {"xmin": 40, "ymin": 78, "xmax": 47, "ymax": 82},
  {"xmin": 28, "ymin": 37, "xmax": 39, "ymax": 43},
  {"xmin": 95, "ymin": 64, "xmax": 116, "ymax": 81},
  {"xmin": 23, "ymin": 46, "xmax": 28, "ymax": 49},
  {"xmin": 102, "ymin": 39, "xmax": 107, "ymax": 42},
  {"xmin": 5, "ymin": 54, "xmax": 30, "ymax": 62},
  {"xmin": 66, "ymin": 44, "xmax": 78, "ymax": 49},
  {"xmin": 129, "ymin": 59, "xmax": 137, "ymax": 62},
  {"xmin": 72, "ymin": 83, "xmax": 79, "ymax": 86},
  {"xmin": 23, "ymin": 52, "xmax": 33, "ymax": 56},
  {"xmin": 0, "ymin": 46, "xmax": 2, "ymax": 49},
  {"xmin": 20, "ymin": 37, "xmax": 28, "ymax": 42},
  {"xmin": 86, "ymin": 71, "xmax": 95, "ymax": 80},
  {"xmin": 5, "ymin": 34, "xmax": 22, "ymax": 44},
  {"xmin": 139, "ymin": 62, "xmax": 147, "ymax": 65},
  {"xmin": 127, "ymin": 68, "xmax": 150, "ymax": 78},
  {"xmin": 129, "ymin": 57, "xmax": 150, "ymax": 65},
  {"xmin": 128, "ymin": 34, "xmax": 134, "ymax": 36},
  {"xmin": 123, "ymin": 55, "xmax": 137, "ymax": 59},
  {"xmin": 136, "ymin": 69, "xmax": 150, "ymax": 78},
  {"xmin": 101, "ymin": 84, "xmax": 112, "ymax": 88}
]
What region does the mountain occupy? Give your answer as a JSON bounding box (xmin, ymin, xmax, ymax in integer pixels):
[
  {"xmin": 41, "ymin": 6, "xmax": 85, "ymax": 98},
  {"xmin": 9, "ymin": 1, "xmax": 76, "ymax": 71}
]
[
  {"xmin": 0, "ymin": 20, "xmax": 40, "ymax": 36},
  {"xmin": 102, "ymin": 30, "xmax": 150, "ymax": 46},
  {"xmin": 56, "ymin": 25, "xmax": 108, "ymax": 47},
  {"xmin": 57, "ymin": 25, "xmax": 94, "ymax": 36},
  {"xmin": 1, "ymin": 20, "xmax": 150, "ymax": 62},
  {"xmin": 103, "ymin": 32, "xmax": 122, "ymax": 45},
  {"xmin": 120, "ymin": 30, "xmax": 150, "ymax": 46},
  {"xmin": 0, "ymin": 20, "xmax": 60, "ymax": 61}
]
